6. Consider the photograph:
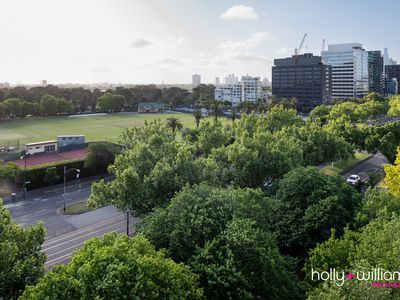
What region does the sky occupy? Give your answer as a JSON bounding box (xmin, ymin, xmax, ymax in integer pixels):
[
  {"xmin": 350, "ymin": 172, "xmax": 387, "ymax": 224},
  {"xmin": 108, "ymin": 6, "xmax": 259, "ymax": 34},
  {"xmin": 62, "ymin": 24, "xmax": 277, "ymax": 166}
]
[{"xmin": 0, "ymin": 0, "xmax": 399, "ymax": 85}]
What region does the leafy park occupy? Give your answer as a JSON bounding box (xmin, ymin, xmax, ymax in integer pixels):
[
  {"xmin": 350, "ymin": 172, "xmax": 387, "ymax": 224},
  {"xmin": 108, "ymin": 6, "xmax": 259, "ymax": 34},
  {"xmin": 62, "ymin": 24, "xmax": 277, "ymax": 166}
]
[{"xmin": 1, "ymin": 93, "xmax": 400, "ymax": 299}]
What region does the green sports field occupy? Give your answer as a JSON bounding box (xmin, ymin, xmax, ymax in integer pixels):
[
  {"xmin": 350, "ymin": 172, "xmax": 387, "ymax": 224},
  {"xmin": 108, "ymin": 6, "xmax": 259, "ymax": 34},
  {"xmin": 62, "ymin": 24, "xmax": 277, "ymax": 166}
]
[{"xmin": 0, "ymin": 113, "xmax": 196, "ymax": 144}]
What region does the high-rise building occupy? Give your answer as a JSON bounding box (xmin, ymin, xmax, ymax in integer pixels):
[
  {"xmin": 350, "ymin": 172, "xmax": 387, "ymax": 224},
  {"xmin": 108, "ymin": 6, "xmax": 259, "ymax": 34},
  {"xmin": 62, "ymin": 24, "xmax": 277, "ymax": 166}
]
[
  {"xmin": 272, "ymin": 53, "xmax": 332, "ymax": 110},
  {"xmin": 385, "ymin": 65, "xmax": 400, "ymax": 94},
  {"xmin": 215, "ymin": 76, "xmax": 262, "ymax": 105},
  {"xmin": 321, "ymin": 43, "xmax": 369, "ymax": 99},
  {"xmin": 383, "ymin": 48, "xmax": 397, "ymax": 66},
  {"xmin": 192, "ymin": 74, "xmax": 201, "ymax": 87},
  {"xmin": 261, "ymin": 77, "xmax": 271, "ymax": 87},
  {"xmin": 225, "ymin": 74, "xmax": 239, "ymax": 84},
  {"xmin": 368, "ymin": 51, "xmax": 384, "ymax": 94},
  {"xmin": 215, "ymin": 77, "xmax": 220, "ymax": 85},
  {"xmin": 385, "ymin": 78, "xmax": 398, "ymax": 96}
]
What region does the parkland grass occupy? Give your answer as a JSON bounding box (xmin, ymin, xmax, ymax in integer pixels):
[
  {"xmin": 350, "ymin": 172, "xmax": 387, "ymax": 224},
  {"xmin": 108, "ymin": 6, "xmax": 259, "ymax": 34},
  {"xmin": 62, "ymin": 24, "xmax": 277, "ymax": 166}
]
[
  {"xmin": 0, "ymin": 112, "xmax": 196, "ymax": 144},
  {"xmin": 320, "ymin": 152, "xmax": 370, "ymax": 176}
]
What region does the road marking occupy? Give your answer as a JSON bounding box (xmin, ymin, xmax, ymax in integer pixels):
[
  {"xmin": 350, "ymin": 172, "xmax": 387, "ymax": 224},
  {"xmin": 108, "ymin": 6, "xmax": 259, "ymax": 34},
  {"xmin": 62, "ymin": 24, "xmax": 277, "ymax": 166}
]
[
  {"xmin": 42, "ymin": 219, "xmax": 127, "ymax": 252},
  {"xmin": 42, "ymin": 215, "xmax": 124, "ymax": 247},
  {"xmin": 4, "ymin": 202, "xmax": 24, "ymax": 209},
  {"xmin": 45, "ymin": 226, "xmax": 129, "ymax": 267},
  {"xmin": 45, "ymin": 221, "xmax": 127, "ymax": 256},
  {"xmin": 40, "ymin": 198, "xmax": 48, "ymax": 202}
]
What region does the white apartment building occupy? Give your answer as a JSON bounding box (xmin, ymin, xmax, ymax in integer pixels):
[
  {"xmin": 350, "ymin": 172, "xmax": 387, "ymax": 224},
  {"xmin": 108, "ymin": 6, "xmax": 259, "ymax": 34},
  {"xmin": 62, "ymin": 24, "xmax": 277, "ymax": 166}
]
[
  {"xmin": 321, "ymin": 43, "xmax": 369, "ymax": 99},
  {"xmin": 215, "ymin": 76, "xmax": 263, "ymax": 104},
  {"xmin": 192, "ymin": 74, "xmax": 201, "ymax": 87}
]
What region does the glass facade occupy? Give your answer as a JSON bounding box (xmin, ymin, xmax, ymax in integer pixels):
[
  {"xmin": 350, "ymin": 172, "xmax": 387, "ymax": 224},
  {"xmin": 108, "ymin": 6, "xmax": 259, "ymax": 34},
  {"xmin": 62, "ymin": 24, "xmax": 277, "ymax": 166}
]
[
  {"xmin": 272, "ymin": 54, "xmax": 332, "ymax": 111},
  {"xmin": 321, "ymin": 44, "xmax": 369, "ymax": 99}
]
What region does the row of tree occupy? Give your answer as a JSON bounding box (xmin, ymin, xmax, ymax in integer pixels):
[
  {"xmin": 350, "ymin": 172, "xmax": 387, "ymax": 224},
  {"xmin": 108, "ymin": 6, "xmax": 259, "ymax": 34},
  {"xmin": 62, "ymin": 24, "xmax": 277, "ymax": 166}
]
[{"xmin": 0, "ymin": 84, "xmax": 217, "ymax": 120}]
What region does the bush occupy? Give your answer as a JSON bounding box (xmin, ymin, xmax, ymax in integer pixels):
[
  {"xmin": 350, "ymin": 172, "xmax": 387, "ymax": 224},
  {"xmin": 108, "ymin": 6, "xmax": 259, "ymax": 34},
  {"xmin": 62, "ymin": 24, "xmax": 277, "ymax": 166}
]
[{"xmin": 19, "ymin": 160, "xmax": 96, "ymax": 190}]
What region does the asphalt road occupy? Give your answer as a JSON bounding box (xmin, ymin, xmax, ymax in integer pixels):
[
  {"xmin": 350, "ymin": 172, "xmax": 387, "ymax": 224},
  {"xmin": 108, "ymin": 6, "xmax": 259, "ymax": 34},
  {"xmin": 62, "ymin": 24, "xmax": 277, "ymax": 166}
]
[
  {"xmin": 5, "ymin": 180, "xmax": 137, "ymax": 269},
  {"xmin": 343, "ymin": 152, "xmax": 388, "ymax": 181}
]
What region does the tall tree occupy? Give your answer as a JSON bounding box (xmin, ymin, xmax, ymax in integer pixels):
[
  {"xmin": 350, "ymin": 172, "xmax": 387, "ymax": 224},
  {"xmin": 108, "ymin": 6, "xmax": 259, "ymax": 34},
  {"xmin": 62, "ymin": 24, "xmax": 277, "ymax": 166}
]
[
  {"xmin": 383, "ymin": 147, "xmax": 400, "ymax": 196},
  {"xmin": 0, "ymin": 199, "xmax": 46, "ymax": 299},
  {"xmin": 193, "ymin": 109, "xmax": 202, "ymax": 128},
  {"xmin": 21, "ymin": 233, "xmax": 203, "ymax": 299},
  {"xmin": 165, "ymin": 117, "xmax": 183, "ymax": 133}
]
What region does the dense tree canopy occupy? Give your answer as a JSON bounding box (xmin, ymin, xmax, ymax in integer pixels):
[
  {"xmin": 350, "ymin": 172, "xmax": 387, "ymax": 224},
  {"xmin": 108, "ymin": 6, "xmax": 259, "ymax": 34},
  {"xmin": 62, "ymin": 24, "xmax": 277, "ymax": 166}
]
[
  {"xmin": 383, "ymin": 147, "xmax": 400, "ymax": 196},
  {"xmin": 0, "ymin": 199, "xmax": 46, "ymax": 299},
  {"xmin": 21, "ymin": 233, "xmax": 203, "ymax": 299},
  {"xmin": 139, "ymin": 184, "xmax": 300, "ymax": 299},
  {"xmin": 267, "ymin": 166, "xmax": 361, "ymax": 260}
]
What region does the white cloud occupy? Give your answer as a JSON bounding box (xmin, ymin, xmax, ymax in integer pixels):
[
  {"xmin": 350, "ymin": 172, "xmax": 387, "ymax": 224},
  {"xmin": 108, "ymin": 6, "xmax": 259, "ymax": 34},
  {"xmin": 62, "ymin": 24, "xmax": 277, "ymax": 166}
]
[
  {"xmin": 274, "ymin": 47, "xmax": 293, "ymax": 56},
  {"xmin": 219, "ymin": 32, "xmax": 273, "ymax": 51},
  {"xmin": 131, "ymin": 38, "xmax": 153, "ymax": 48},
  {"xmin": 221, "ymin": 5, "xmax": 259, "ymax": 20}
]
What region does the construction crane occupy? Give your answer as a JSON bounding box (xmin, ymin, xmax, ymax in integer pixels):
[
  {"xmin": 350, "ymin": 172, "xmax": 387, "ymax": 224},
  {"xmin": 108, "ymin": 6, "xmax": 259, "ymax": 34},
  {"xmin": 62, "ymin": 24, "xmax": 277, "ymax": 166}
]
[{"xmin": 294, "ymin": 33, "xmax": 307, "ymax": 64}]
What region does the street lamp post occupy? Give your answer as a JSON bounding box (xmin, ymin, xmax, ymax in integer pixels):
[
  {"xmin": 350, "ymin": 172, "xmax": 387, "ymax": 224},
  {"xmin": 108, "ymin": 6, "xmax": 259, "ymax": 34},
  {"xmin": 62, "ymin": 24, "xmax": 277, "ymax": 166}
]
[
  {"xmin": 63, "ymin": 165, "xmax": 80, "ymax": 212},
  {"xmin": 20, "ymin": 152, "xmax": 30, "ymax": 199}
]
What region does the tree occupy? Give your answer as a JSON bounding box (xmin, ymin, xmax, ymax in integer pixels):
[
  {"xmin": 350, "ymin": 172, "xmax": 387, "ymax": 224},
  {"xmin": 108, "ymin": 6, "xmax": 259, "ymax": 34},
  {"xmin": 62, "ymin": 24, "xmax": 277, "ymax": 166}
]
[
  {"xmin": 383, "ymin": 147, "xmax": 400, "ymax": 196},
  {"xmin": 139, "ymin": 184, "xmax": 271, "ymax": 262},
  {"xmin": 165, "ymin": 117, "xmax": 183, "ymax": 133},
  {"xmin": 193, "ymin": 108, "xmax": 202, "ymax": 128},
  {"xmin": 2, "ymin": 98, "xmax": 22, "ymax": 118},
  {"xmin": 192, "ymin": 84, "xmax": 215, "ymax": 101},
  {"xmin": 96, "ymin": 92, "xmax": 125, "ymax": 112},
  {"xmin": 196, "ymin": 119, "xmax": 230, "ymax": 156},
  {"xmin": 44, "ymin": 166, "xmax": 60, "ymax": 185},
  {"xmin": 39, "ymin": 94, "xmax": 58, "ymax": 115},
  {"xmin": 0, "ymin": 199, "xmax": 46, "ymax": 299},
  {"xmin": 309, "ymin": 105, "xmax": 332, "ymax": 123},
  {"xmin": 365, "ymin": 122, "xmax": 400, "ymax": 163},
  {"xmin": 355, "ymin": 187, "xmax": 400, "ymax": 228},
  {"xmin": 191, "ymin": 218, "xmax": 300, "ymax": 300},
  {"xmin": 210, "ymin": 101, "xmax": 224, "ymax": 120},
  {"xmin": 89, "ymin": 121, "xmax": 221, "ymax": 222},
  {"xmin": 84, "ymin": 142, "xmax": 119, "ymax": 173},
  {"xmin": 21, "ymin": 233, "xmax": 203, "ymax": 299},
  {"xmin": 388, "ymin": 95, "xmax": 400, "ymax": 117},
  {"xmin": 268, "ymin": 166, "xmax": 361, "ymax": 260},
  {"xmin": 263, "ymin": 105, "xmax": 302, "ymax": 132},
  {"xmin": 0, "ymin": 162, "xmax": 18, "ymax": 184},
  {"xmin": 291, "ymin": 122, "xmax": 354, "ymax": 166}
]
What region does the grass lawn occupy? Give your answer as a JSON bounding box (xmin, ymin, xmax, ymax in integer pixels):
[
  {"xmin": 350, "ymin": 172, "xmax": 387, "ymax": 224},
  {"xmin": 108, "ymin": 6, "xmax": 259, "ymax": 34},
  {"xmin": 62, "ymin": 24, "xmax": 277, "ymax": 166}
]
[
  {"xmin": 62, "ymin": 200, "xmax": 93, "ymax": 215},
  {"xmin": 320, "ymin": 152, "xmax": 371, "ymax": 176},
  {"xmin": 0, "ymin": 112, "xmax": 198, "ymax": 144}
]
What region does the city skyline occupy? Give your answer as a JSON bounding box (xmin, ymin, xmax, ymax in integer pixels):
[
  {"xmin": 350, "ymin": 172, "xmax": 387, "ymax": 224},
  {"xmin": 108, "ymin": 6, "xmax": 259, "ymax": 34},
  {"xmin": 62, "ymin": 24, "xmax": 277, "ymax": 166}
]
[{"xmin": 1, "ymin": 0, "xmax": 399, "ymax": 85}]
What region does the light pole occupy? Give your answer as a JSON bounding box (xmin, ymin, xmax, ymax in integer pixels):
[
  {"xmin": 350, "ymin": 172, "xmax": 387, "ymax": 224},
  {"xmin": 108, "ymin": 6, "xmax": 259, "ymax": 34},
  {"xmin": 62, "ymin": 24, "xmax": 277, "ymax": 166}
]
[
  {"xmin": 20, "ymin": 152, "xmax": 31, "ymax": 199},
  {"xmin": 63, "ymin": 165, "xmax": 80, "ymax": 212}
]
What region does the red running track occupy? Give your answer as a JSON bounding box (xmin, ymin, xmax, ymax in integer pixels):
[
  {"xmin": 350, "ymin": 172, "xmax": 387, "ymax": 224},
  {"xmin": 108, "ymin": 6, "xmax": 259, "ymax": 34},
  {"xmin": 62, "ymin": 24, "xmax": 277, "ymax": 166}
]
[{"xmin": 12, "ymin": 149, "xmax": 88, "ymax": 168}]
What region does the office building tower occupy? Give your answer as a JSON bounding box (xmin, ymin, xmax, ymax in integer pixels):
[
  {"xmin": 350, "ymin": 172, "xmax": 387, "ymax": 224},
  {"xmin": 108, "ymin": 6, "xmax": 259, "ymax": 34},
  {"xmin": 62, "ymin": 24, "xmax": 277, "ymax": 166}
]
[
  {"xmin": 322, "ymin": 43, "xmax": 369, "ymax": 99},
  {"xmin": 384, "ymin": 48, "xmax": 397, "ymax": 66},
  {"xmin": 225, "ymin": 74, "xmax": 239, "ymax": 84},
  {"xmin": 368, "ymin": 51, "xmax": 384, "ymax": 94},
  {"xmin": 272, "ymin": 53, "xmax": 332, "ymax": 110},
  {"xmin": 192, "ymin": 74, "xmax": 201, "ymax": 87},
  {"xmin": 385, "ymin": 65, "xmax": 400, "ymax": 94},
  {"xmin": 215, "ymin": 77, "xmax": 220, "ymax": 85}
]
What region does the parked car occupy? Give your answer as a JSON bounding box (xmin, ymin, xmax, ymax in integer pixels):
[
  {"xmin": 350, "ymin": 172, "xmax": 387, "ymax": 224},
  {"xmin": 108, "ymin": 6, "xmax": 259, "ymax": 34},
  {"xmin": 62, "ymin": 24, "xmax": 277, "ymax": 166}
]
[{"xmin": 346, "ymin": 174, "xmax": 361, "ymax": 185}]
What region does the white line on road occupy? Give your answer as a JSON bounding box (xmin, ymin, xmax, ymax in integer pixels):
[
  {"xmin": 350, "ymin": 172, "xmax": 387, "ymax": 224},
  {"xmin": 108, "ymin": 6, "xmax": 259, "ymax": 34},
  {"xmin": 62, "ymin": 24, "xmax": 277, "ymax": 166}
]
[
  {"xmin": 42, "ymin": 219, "xmax": 127, "ymax": 252},
  {"xmin": 43, "ymin": 215, "xmax": 124, "ymax": 247}
]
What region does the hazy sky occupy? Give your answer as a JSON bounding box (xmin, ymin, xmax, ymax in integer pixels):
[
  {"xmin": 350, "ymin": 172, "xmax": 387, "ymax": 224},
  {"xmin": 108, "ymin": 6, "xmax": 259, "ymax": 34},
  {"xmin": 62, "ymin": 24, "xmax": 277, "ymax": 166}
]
[{"xmin": 1, "ymin": 0, "xmax": 399, "ymax": 84}]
